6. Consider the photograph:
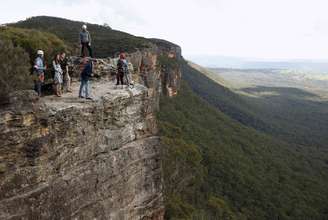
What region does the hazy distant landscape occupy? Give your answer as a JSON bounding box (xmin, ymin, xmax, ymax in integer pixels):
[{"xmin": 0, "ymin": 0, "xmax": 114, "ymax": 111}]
[
  {"xmin": 187, "ymin": 55, "xmax": 328, "ymax": 71},
  {"xmin": 209, "ymin": 67, "xmax": 328, "ymax": 99},
  {"xmin": 187, "ymin": 55, "xmax": 328, "ymax": 99}
]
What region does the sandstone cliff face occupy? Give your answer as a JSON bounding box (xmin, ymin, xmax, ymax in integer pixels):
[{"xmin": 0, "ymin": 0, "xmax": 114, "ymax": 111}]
[{"xmin": 0, "ymin": 44, "xmax": 181, "ymax": 220}]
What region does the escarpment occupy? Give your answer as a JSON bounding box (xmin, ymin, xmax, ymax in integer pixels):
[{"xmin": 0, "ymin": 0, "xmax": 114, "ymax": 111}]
[{"xmin": 0, "ymin": 44, "xmax": 181, "ymax": 220}]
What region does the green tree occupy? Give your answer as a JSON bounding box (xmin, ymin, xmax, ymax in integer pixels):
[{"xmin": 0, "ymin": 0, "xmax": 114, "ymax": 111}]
[
  {"xmin": 0, "ymin": 26, "xmax": 69, "ymax": 65},
  {"xmin": 0, "ymin": 39, "xmax": 32, "ymax": 103}
]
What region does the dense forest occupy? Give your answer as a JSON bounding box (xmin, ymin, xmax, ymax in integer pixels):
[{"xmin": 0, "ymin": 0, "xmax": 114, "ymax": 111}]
[
  {"xmin": 159, "ymin": 62, "xmax": 328, "ymax": 219},
  {"xmin": 183, "ymin": 63, "xmax": 328, "ymax": 148}
]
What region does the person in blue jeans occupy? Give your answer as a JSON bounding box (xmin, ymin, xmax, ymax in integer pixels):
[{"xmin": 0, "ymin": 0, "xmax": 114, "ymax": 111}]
[
  {"xmin": 79, "ymin": 58, "xmax": 93, "ymax": 99},
  {"xmin": 33, "ymin": 50, "xmax": 47, "ymax": 96}
]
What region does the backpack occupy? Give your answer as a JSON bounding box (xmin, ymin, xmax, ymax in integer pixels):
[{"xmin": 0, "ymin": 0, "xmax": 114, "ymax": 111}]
[{"xmin": 117, "ymin": 59, "xmax": 125, "ymax": 74}]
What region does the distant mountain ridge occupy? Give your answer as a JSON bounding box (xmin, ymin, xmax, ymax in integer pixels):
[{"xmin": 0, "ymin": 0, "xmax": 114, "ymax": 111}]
[
  {"xmin": 185, "ymin": 62, "xmax": 328, "ymax": 147},
  {"xmin": 187, "ymin": 54, "xmax": 328, "ymax": 72}
]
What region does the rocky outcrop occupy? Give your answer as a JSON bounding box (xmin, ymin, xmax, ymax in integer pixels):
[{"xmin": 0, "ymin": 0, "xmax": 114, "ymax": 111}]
[
  {"xmin": 68, "ymin": 42, "xmax": 182, "ymax": 99},
  {"xmin": 0, "ymin": 42, "xmax": 181, "ymax": 220},
  {"xmin": 0, "ymin": 82, "xmax": 163, "ymax": 220}
]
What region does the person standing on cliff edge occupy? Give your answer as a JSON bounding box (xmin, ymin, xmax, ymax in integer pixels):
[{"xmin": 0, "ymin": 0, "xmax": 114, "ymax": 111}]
[
  {"xmin": 52, "ymin": 54, "xmax": 63, "ymax": 97},
  {"xmin": 79, "ymin": 24, "xmax": 93, "ymax": 58},
  {"xmin": 79, "ymin": 57, "xmax": 93, "ymax": 100},
  {"xmin": 116, "ymin": 52, "xmax": 133, "ymax": 89},
  {"xmin": 33, "ymin": 50, "xmax": 46, "ymax": 96},
  {"xmin": 59, "ymin": 52, "xmax": 72, "ymax": 92},
  {"xmin": 116, "ymin": 53, "xmax": 126, "ymax": 88}
]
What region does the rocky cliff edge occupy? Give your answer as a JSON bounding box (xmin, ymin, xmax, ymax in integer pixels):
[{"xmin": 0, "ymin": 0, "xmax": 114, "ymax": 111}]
[{"xmin": 0, "ymin": 45, "xmax": 182, "ymax": 220}]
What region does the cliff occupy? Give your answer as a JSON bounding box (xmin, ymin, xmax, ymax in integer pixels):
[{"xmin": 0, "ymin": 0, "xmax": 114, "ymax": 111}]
[{"xmin": 0, "ymin": 46, "xmax": 181, "ymax": 219}]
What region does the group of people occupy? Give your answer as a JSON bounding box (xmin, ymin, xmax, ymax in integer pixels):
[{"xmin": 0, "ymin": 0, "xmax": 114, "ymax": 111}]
[
  {"xmin": 32, "ymin": 24, "xmax": 133, "ymax": 99},
  {"xmin": 33, "ymin": 50, "xmax": 72, "ymax": 97}
]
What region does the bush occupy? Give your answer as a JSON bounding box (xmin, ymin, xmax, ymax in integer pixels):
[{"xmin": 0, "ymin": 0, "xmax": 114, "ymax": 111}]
[
  {"xmin": 0, "ymin": 26, "xmax": 71, "ymax": 83},
  {"xmin": 0, "ymin": 26, "xmax": 70, "ymax": 65},
  {"xmin": 158, "ymin": 55, "xmax": 180, "ymax": 70},
  {"xmin": 0, "ymin": 39, "xmax": 32, "ymax": 104}
]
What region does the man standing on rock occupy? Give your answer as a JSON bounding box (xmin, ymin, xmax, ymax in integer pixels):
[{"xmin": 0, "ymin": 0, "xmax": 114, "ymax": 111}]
[
  {"xmin": 79, "ymin": 57, "xmax": 93, "ymax": 100},
  {"xmin": 79, "ymin": 24, "xmax": 93, "ymax": 58},
  {"xmin": 116, "ymin": 53, "xmax": 125, "ymax": 88}
]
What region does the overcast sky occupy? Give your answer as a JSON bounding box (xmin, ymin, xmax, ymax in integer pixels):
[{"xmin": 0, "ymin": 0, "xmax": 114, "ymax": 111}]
[{"xmin": 2, "ymin": 0, "xmax": 328, "ymax": 60}]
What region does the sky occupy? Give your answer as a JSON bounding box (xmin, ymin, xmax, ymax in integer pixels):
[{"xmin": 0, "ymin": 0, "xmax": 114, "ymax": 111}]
[{"xmin": 2, "ymin": 0, "xmax": 328, "ymax": 60}]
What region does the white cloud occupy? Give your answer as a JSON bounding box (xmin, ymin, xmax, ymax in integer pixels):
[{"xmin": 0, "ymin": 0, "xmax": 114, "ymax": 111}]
[{"xmin": 1, "ymin": 0, "xmax": 328, "ymax": 59}]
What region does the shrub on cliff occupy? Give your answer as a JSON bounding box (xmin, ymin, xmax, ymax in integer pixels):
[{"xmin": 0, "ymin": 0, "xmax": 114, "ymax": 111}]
[
  {"xmin": 0, "ymin": 39, "xmax": 32, "ymax": 104},
  {"xmin": 158, "ymin": 55, "xmax": 180, "ymax": 70},
  {"xmin": 0, "ymin": 26, "xmax": 70, "ymax": 65},
  {"xmin": 0, "ymin": 26, "xmax": 71, "ymax": 82}
]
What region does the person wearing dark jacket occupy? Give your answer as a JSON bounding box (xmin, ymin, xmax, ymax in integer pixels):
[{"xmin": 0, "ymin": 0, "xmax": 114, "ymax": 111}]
[
  {"xmin": 79, "ymin": 24, "xmax": 93, "ymax": 57},
  {"xmin": 116, "ymin": 53, "xmax": 128, "ymax": 88},
  {"xmin": 79, "ymin": 58, "xmax": 93, "ymax": 99},
  {"xmin": 59, "ymin": 52, "xmax": 72, "ymax": 92}
]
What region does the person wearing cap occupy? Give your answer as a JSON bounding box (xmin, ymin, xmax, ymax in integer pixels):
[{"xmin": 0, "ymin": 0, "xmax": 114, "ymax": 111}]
[
  {"xmin": 79, "ymin": 24, "xmax": 93, "ymax": 57},
  {"xmin": 33, "ymin": 50, "xmax": 46, "ymax": 96}
]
